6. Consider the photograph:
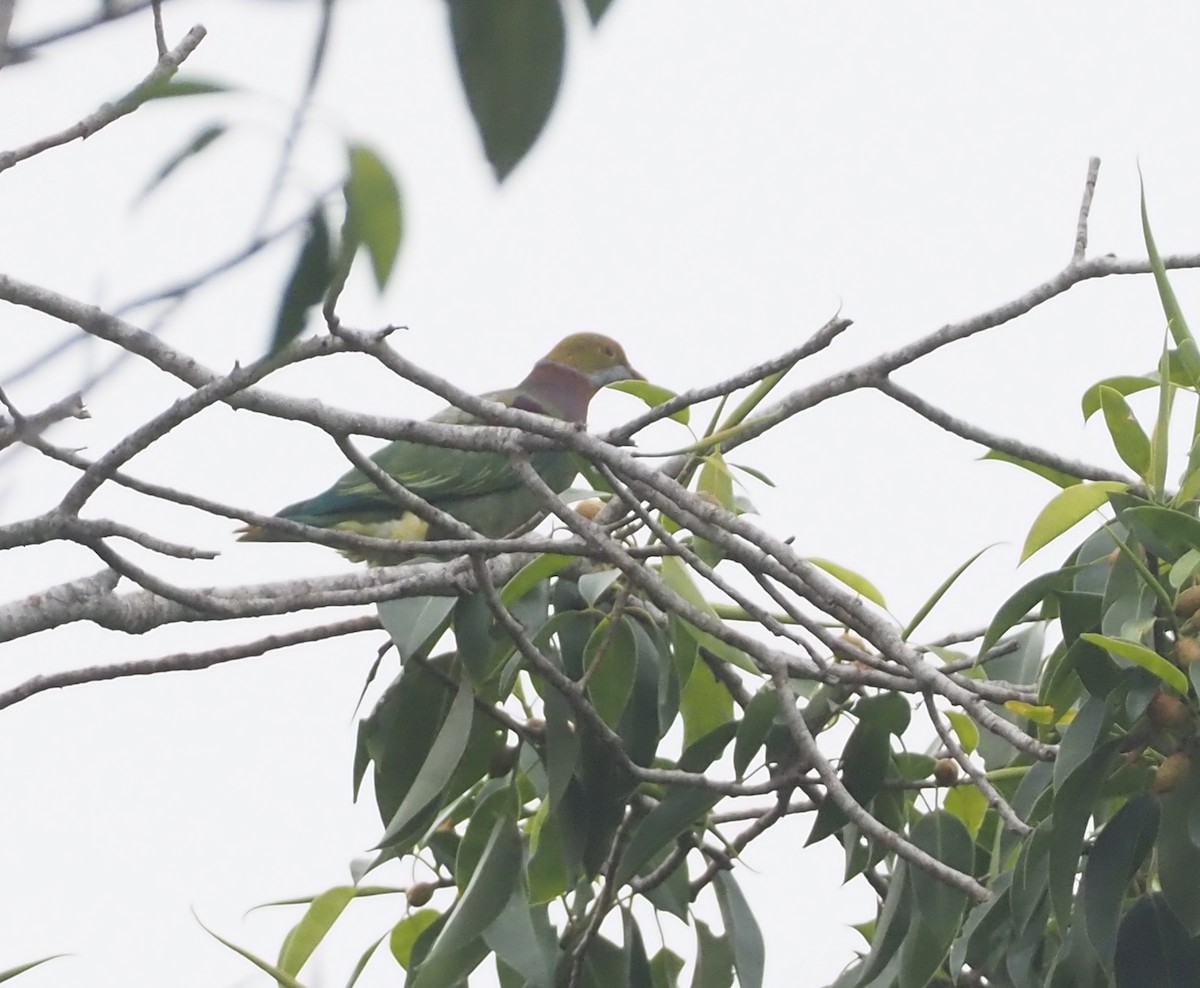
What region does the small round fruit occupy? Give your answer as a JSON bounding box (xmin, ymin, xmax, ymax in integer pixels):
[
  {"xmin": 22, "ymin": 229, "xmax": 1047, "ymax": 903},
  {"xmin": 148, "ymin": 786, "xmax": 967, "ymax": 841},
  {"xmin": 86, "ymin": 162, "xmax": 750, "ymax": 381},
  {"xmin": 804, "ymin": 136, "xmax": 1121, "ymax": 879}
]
[
  {"xmin": 1148, "ymin": 691, "xmax": 1193, "ymax": 730},
  {"xmin": 406, "ymin": 882, "xmax": 435, "ymax": 907},
  {"xmin": 574, "ymin": 499, "xmax": 605, "ymax": 520},
  {"xmin": 933, "ymin": 758, "xmax": 959, "ymax": 786},
  {"xmin": 1176, "ymin": 636, "xmax": 1200, "ymax": 667},
  {"xmin": 1152, "ymin": 752, "xmax": 1192, "ymax": 794},
  {"xmin": 1176, "ymin": 585, "xmax": 1200, "ymax": 620},
  {"xmin": 488, "ymin": 744, "xmax": 519, "ymax": 778}
]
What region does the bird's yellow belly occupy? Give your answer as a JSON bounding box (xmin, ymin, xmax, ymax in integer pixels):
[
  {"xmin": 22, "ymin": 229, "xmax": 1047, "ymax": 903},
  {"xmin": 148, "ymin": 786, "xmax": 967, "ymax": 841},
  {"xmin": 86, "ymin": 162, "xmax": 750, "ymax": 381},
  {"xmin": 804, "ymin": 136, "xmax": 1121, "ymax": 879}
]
[{"xmin": 332, "ymin": 514, "xmax": 431, "ymax": 542}]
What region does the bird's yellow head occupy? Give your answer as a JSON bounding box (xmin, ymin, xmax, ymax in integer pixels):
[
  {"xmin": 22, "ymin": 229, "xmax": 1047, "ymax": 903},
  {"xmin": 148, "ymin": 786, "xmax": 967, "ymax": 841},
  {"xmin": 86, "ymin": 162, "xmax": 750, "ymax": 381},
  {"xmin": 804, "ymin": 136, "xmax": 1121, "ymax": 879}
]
[{"xmin": 542, "ymin": 332, "xmax": 644, "ymax": 388}]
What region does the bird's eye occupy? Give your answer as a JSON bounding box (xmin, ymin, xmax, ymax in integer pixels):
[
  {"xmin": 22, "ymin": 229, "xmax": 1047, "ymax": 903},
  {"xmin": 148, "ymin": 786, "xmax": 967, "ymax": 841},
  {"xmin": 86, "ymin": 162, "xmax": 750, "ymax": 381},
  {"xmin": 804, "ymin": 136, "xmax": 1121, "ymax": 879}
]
[{"xmin": 602, "ymin": 345, "xmax": 615, "ymax": 357}]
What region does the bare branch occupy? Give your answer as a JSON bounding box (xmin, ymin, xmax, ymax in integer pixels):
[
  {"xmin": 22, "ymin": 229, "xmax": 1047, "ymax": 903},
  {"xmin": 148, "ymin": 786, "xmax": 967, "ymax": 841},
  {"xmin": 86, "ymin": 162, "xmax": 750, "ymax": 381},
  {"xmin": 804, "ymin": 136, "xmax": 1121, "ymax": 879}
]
[
  {"xmin": 0, "ymin": 388, "xmax": 88, "ymax": 451},
  {"xmin": 0, "ymin": 616, "xmax": 380, "ymax": 712},
  {"xmin": 0, "ymin": 24, "xmax": 207, "ymax": 174},
  {"xmin": 1073, "ymin": 157, "xmax": 1102, "ymax": 264}
]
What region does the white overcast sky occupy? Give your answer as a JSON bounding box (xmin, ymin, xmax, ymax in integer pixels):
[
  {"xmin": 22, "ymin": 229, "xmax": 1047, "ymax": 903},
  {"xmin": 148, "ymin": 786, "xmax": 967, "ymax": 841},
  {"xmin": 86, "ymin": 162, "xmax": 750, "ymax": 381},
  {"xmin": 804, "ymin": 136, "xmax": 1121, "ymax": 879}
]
[{"xmin": 4, "ymin": 2, "xmax": 1200, "ymax": 987}]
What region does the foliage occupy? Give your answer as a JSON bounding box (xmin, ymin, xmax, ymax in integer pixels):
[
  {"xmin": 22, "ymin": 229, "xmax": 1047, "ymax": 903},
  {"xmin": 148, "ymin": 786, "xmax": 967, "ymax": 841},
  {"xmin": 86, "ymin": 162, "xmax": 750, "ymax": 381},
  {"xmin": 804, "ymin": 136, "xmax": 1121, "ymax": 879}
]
[{"xmin": 7, "ymin": 5, "xmax": 1200, "ymax": 988}]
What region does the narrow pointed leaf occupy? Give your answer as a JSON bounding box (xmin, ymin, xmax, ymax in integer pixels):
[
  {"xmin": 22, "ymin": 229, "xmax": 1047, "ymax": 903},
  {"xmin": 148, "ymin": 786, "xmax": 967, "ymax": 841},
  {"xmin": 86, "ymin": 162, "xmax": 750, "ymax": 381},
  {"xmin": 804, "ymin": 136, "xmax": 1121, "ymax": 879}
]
[
  {"xmin": 713, "ymin": 872, "xmax": 764, "ymax": 988},
  {"xmin": 377, "ymin": 596, "xmax": 454, "ymax": 662},
  {"xmin": 608, "ymin": 380, "xmax": 689, "ymax": 424},
  {"xmin": 1081, "ymin": 633, "xmax": 1187, "ymax": 695},
  {"xmin": 806, "ymin": 557, "xmax": 886, "ymax": 607},
  {"xmin": 983, "ymin": 448, "xmax": 1082, "ymax": 488},
  {"xmin": 1141, "ymin": 173, "xmax": 1200, "ymax": 387},
  {"xmin": 270, "ymin": 207, "xmax": 332, "ymax": 357},
  {"xmin": 1115, "ymin": 894, "xmax": 1200, "ymax": 988},
  {"xmin": 1021, "ymin": 482, "xmax": 1127, "ymax": 562},
  {"xmin": 1099, "ymin": 386, "xmax": 1152, "ymax": 478},
  {"xmin": 138, "ymin": 123, "xmax": 226, "ymax": 200},
  {"xmin": 903, "ymin": 544, "xmax": 997, "ymax": 638},
  {"xmin": 278, "ymin": 886, "xmax": 358, "ymax": 978},
  {"xmin": 1082, "ymin": 375, "xmax": 1160, "ymax": 421}
]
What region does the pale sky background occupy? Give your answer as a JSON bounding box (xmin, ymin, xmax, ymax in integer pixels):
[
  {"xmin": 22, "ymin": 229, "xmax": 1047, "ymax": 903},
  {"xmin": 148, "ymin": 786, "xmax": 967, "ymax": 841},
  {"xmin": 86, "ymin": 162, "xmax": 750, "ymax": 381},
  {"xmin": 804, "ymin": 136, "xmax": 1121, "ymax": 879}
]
[{"xmin": 4, "ymin": 2, "xmax": 1200, "ymax": 987}]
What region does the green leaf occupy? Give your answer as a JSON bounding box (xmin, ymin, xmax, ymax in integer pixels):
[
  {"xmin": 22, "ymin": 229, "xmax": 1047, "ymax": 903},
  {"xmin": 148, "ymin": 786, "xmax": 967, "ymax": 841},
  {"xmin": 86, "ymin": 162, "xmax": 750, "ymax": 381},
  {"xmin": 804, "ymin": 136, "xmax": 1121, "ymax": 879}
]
[
  {"xmin": 983, "ymin": 448, "xmax": 1083, "ymax": 488},
  {"xmin": 615, "ymin": 786, "xmax": 721, "ymax": 886},
  {"xmin": 583, "ymin": 0, "xmax": 615, "ymax": 25},
  {"xmin": 390, "ymin": 910, "xmax": 440, "ymax": 970},
  {"xmin": 679, "ymin": 653, "xmax": 735, "ymax": 752},
  {"xmin": 0, "ymin": 957, "xmax": 66, "ymax": 984},
  {"xmin": 412, "ymin": 814, "xmax": 524, "ymax": 988},
  {"xmin": 585, "ymin": 617, "xmax": 637, "ymax": 729},
  {"xmin": 979, "ymin": 566, "xmax": 1082, "ymax": 656},
  {"xmin": 691, "ymin": 920, "xmax": 734, "ymax": 988},
  {"xmin": 448, "ymin": 0, "xmax": 565, "ymax": 181},
  {"xmin": 1082, "ymin": 375, "xmax": 1161, "ymax": 421},
  {"xmin": 1049, "ymin": 740, "xmax": 1119, "ymax": 929},
  {"xmin": 379, "ymin": 677, "xmax": 474, "ymax": 844},
  {"xmin": 944, "ymin": 785, "xmax": 988, "ymax": 838},
  {"xmin": 501, "ymin": 553, "xmax": 572, "ymax": 604},
  {"xmin": 1081, "ymin": 633, "xmax": 1188, "ymax": 695},
  {"xmin": 903, "ymin": 545, "xmax": 997, "ymax": 638},
  {"xmin": 1150, "ymin": 339, "xmax": 1175, "ymax": 497},
  {"xmin": 853, "ymin": 860, "xmax": 912, "ymax": 988},
  {"xmin": 1156, "ymin": 754, "xmax": 1200, "ymax": 935},
  {"xmin": 197, "ymin": 915, "xmax": 311, "ymax": 988},
  {"xmin": 733, "ymin": 688, "xmax": 778, "ymax": 778},
  {"xmin": 608, "ymin": 380, "xmax": 689, "ymax": 424},
  {"xmin": 269, "ymin": 207, "xmax": 332, "ymax": 357},
  {"xmin": 1099, "ymin": 386, "xmax": 1152, "ymax": 478},
  {"xmin": 901, "ymin": 812, "xmax": 973, "ymax": 988},
  {"xmin": 128, "ymin": 76, "xmax": 229, "ymax": 109},
  {"xmin": 713, "ymin": 872, "xmax": 764, "ymax": 988},
  {"xmin": 343, "ymin": 143, "xmax": 403, "ymax": 290},
  {"xmin": 660, "ymin": 557, "xmax": 755, "ymax": 672},
  {"xmin": 376, "ymin": 596, "xmax": 455, "ymax": 663},
  {"xmin": 806, "ymin": 557, "xmax": 887, "ymax": 608},
  {"xmin": 1083, "ymin": 794, "xmax": 1160, "ymax": 971},
  {"xmin": 1121, "ymin": 504, "xmax": 1200, "ymax": 558},
  {"xmin": 1141, "ymin": 172, "xmax": 1200, "ymax": 388},
  {"xmin": 1114, "ymin": 893, "xmax": 1200, "ymax": 988},
  {"xmin": 1021, "ymin": 482, "xmax": 1128, "ymax": 562},
  {"xmin": 807, "ymin": 714, "xmax": 892, "ymax": 845},
  {"xmin": 945, "ymin": 710, "xmax": 979, "ymax": 754},
  {"xmin": 138, "ymin": 123, "xmax": 226, "ymax": 200},
  {"xmin": 578, "ymin": 568, "xmax": 621, "ymax": 607},
  {"xmin": 481, "ymin": 889, "xmax": 556, "ymax": 988},
  {"xmin": 278, "ymin": 886, "xmax": 358, "ymax": 979}
]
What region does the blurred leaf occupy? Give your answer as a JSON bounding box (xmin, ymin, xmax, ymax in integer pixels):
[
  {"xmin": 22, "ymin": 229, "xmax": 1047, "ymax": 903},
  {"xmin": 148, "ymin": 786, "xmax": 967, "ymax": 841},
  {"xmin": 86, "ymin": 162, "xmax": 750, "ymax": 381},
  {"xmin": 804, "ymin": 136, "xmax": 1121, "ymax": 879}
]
[
  {"xmin": 713, "ymin": 872, "xmax": 764, "ymax": 988},
  {"xmin": 278, "ymin": 886, "xmax": 357, "ymax": 979},
  {"xmin": 1121, "ymin": 504, "xmax": 1200, "ymax": 558},
  {"xmin": 578, "ymin": 568, "xmax": 620, "ymax": 606},
  {"xmin": 660, "ymin": 557, "xmax": 755, "ymax": 671},
  {"xmin": 138, "ymin": 123, "xmax": 226, "ymax": 200},
  {"xmin": 1150, "ymin": 339, "xmax": 1175, "ymax": 497},
  {"xmin": 983, "ymin": 448, "xmax": 1082, "ymax": 488},
  {"xmin": 1021, "ymin": 482, "xmax": 1128, "ymax": 562},
  {"xmin": 1084, "ymin": 794, "xmax": 1160, "ymax": 971},
  {"xmin": 807, "ymin": 557, "xmax": 887, "ymax": 608},
  {"xmin": 448, "ymin": 0, "xmax": 565, "ymax": 180},
  {"xmin": 608, "ymin": 379, "xmax": 689, "ymax": 424},
  {"xmin": 733, "ymin": 688, "xmax": 778, "ymax": 778},
  {"xmin": 269, "ymin": 207, "xmax": 332, "ymax": 357},
  {"xmin": 343, "ymin": 143, "xmax": 403, "ymax": 290},
  {"xmin": 650, "ymin": 948, "xmax": 686, "ymax": 988},
  {"xmin": 412, "ymin": 814, "xmax": 523, "ymax": 988},
  {"xmin": 128, "ymin": 76, "xmax": 228, "ymax": 108},
  {"xmin": 1115, "ymin": 894, "xmax": 1200, "ymax": 988},
  {"xmin": 583, "ymin": 0, "xmax": 615, "ymax": 24},
  {"xmin": 1003, "ymin": 700, "xmax": 1057, "ymax": 725},
  {"xmin": 807, "ymin": 713, "xmax": 892, "ymax": 845},
  {"xmin": 1099, "ymin": 386, "xmax": 1152, "ymax": 478},
  {"xmin": 0, "ymin": 957, "xmax": 66, "ymax": 984},
  {"xmin": 1081, "ymin": 633, "xmax": 1188, "ymax": 695},
  {"xmin": 679, "ymin": 650, "xmax": 734, "ymax": 751}
]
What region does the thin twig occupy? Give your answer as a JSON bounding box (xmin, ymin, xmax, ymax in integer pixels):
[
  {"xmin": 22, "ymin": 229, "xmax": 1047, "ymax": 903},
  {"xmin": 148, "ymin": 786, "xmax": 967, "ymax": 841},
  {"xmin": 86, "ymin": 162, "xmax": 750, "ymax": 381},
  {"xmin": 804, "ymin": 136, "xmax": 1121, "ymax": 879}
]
[
  {"xmin": 0, "ymin": 616, "xmax": 380, "ymax": 712},
  {"xmin": 0, "ymin": 24, "xmax": 207, "ymax": 174},
  {"xmin": 1073, "ymin": 157, "xmax": 1101, "ymax": 264}
]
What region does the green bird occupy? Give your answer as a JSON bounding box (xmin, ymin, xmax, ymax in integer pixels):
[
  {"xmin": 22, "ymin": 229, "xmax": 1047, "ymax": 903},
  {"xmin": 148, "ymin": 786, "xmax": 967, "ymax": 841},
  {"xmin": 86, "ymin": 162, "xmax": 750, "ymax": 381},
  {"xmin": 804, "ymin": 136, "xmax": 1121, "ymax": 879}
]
[{"xmin": 238, "ymin": 332, "xmax": 642, "ymax": 559}]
